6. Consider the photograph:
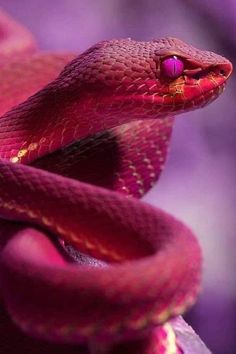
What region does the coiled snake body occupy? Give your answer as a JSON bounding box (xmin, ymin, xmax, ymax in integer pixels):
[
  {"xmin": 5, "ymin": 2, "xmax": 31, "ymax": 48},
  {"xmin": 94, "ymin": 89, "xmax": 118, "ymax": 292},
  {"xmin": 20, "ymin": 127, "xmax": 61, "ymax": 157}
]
[{"xmin": 0, "ymin": 9, "xmax": 232, "ymax": 354}]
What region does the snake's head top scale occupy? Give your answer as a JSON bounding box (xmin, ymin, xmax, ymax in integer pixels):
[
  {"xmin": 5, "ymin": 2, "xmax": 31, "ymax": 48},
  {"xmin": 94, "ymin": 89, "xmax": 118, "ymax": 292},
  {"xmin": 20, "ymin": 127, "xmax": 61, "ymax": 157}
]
[{"xmin": 59, "ymin": 37, "xmax": 232, "ymax": 120}]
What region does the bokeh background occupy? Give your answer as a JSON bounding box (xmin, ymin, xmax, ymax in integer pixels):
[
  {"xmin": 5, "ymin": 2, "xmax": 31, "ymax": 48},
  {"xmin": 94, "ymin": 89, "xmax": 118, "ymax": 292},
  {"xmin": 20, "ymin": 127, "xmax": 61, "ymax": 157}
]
[{"xmin": 0, "ymin": 1, "xmax": 235, "ymax": 353}]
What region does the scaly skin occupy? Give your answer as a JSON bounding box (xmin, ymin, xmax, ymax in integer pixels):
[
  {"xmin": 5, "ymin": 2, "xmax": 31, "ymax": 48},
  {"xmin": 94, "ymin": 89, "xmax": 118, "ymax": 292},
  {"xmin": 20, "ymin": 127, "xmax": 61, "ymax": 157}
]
[{"xmin": 0, "ymin": 9, "xmax": 232, "ymax": 354}]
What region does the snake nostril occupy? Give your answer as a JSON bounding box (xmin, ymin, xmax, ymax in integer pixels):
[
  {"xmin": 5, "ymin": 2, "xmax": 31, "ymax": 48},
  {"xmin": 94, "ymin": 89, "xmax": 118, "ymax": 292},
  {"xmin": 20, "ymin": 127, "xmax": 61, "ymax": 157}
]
[
  {"xmin": 216, "ymin": 62, "xmax": 233, "ymax": 78},
  {"xmin": 192, "ymin": 73, "xmax": 201, "ymax": 80},
  {"xmin": 218, "ymin": 69, "xmax": 226, "ymax": 76}
]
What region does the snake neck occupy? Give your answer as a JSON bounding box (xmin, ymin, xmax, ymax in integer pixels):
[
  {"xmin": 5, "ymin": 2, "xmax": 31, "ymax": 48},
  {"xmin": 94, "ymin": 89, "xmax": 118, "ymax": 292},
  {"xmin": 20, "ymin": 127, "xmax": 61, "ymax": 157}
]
[
  {"xmin": 0, "ymin": 80, "xmax": 168, "ymax": 164},
  {"xmin": 0, "ymin": 86, "xmax": 104, "ymax": 163}
]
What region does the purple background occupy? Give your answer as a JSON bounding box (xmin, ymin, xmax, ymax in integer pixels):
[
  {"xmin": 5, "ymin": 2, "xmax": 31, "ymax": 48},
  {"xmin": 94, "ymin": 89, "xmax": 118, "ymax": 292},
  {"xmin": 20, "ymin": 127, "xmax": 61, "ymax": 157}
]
[{"xmin": 0, "ymin": 1, "xmax": 235, "ymax": 353}]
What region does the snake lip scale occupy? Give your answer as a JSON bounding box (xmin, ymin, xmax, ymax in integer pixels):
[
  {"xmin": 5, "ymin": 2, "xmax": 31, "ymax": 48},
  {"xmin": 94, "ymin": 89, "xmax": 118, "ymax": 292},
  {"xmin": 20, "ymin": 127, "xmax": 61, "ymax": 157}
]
[{"xmin": 0, "ymin": 9, "xmax": 233, "ymax": 354}]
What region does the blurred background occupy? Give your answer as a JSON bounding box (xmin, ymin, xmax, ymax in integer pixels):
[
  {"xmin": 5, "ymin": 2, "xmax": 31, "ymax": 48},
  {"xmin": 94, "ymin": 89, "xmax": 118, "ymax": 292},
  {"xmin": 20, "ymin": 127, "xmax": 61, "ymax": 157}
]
[{"xmin": 0, "ymin": 1, "xmax": 235, "ymax": 353}]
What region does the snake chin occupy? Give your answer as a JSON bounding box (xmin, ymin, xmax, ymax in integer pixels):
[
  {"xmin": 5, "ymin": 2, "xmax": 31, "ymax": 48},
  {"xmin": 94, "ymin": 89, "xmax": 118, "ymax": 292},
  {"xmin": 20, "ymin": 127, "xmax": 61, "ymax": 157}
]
[{"xmin": 127, "ymin": 82, "xmax": 227, "ymax": 116}]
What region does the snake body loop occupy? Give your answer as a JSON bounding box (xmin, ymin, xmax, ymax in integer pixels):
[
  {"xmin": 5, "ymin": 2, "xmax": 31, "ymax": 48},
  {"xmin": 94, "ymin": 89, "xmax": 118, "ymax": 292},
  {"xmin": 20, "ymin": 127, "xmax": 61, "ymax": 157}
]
[{"xmin": 0, "ymin": 9, "xmax": 232, "ymax": 354}]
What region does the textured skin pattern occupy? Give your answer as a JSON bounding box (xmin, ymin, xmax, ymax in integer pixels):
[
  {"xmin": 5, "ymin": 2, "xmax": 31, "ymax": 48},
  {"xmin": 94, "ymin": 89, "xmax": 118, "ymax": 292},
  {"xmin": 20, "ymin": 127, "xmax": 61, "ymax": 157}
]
[{"xmin": 0, "ymin": 8, "xmax": 232, "ymax": 354}]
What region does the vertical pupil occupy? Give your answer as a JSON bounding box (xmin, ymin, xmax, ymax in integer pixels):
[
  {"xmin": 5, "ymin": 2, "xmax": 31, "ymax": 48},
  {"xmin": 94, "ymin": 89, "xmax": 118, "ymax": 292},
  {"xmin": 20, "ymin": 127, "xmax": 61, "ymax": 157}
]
[{"xmin": 173, "ymin": 61, "xmax": 176, "ymax": 75}]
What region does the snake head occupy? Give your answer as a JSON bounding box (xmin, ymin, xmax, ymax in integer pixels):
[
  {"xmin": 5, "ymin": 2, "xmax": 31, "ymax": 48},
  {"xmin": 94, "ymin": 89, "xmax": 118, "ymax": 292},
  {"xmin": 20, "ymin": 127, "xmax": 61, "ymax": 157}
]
[
  {"xmin": 58, "ymin": 37, "xmax": 232, "ymax": 122},
  {"xmin": 153, "ymin": 37, "xmax": 233, "ymax": 113}
]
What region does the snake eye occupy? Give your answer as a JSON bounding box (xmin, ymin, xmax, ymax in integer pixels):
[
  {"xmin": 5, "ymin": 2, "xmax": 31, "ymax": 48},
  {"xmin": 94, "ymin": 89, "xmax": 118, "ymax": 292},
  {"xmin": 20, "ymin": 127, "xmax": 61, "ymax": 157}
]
[{"xmin": 161, "ymin": 56, "xmax": 184, "ymax": 79}]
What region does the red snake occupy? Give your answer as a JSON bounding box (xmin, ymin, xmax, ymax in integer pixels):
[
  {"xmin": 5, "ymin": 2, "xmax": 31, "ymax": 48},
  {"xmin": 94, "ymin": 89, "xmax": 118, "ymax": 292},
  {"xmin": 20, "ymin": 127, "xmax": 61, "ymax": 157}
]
[{"xmin": 0, "ymin": 9, "xmax": 232, "ymax": 354}]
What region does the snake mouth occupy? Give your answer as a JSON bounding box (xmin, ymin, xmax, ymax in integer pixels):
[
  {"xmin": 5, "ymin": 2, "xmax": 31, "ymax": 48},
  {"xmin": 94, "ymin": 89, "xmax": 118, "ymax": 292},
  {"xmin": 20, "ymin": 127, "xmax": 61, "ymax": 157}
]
[
  {"xmin": 185, "ymin": 82, "xmax": 226, "ymax": 110},
  {"xmin": 125, "ymin": 81, "xmax": 226, "ymax": 116}
]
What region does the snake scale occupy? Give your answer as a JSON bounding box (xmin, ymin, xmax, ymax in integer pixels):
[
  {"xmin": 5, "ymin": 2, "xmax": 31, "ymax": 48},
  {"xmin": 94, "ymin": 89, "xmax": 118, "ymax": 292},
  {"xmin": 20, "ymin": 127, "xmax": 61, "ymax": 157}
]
[{"xmin": 0, "ymin": 8, "xmax": 232, "ymax": 354}]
